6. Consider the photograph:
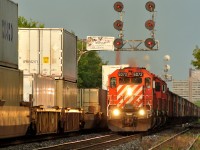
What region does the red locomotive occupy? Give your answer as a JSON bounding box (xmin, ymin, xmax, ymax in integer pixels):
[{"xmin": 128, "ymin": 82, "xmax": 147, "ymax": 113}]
[{"xmin": 107, "ymin": 67, "xmax": 200, "ymax": 132}]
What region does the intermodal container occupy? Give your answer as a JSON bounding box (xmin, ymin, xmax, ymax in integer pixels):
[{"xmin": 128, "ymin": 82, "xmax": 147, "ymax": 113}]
[
  {"xmin": 0, "ymin": 66, "xmax": 23, "ymax": 106},
  {"xmin": 0, "ymin": 0, "xmax": 18, "ymax": 68},
  {"xmin": 18, "ymin": 28, "xmax": 77, "ymax": 82},
  {"xmin": 56, "ymin": 80, "xmax": 77, "ymax": 108},
  {"xmin": 23, "ymin": 74, "xmax": 56, "ymax": 108},
  {"xmin": 77, "ymin": 88, "xmax": 107, "ymax": 115}
]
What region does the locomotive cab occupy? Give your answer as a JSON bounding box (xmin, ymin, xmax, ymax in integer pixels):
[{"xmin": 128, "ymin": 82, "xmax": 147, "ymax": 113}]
[{"xmin": 107, "ymin": 67, "xmax": 154, "ymax": 132}]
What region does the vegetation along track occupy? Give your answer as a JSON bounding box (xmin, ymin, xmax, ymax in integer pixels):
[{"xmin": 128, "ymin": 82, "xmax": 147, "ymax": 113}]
[
  {"xmin": 34, "ymin": 133, "xmax": 142, "ymax": 150},
  {"xmin": 149, "ymin": 128, "xmax": 200, "ymax": 150}
]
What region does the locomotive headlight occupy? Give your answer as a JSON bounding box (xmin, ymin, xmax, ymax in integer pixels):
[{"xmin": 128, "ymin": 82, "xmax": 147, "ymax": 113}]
[
  {"xmin": 127, "ymin": 87, "xmax": 132, "ymax": 96},
  {"xmin": 138, "ymin": 108, "xmax": 146, "ymax": 116},
  {"xmin": 113, "ymin": 108, "xmax": 120, "ymax": 116}
]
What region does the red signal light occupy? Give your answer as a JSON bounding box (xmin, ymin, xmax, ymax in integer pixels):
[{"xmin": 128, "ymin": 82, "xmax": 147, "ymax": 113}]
[
  {"xmin": 114, "ymin": 2, "xmax": 124, "ymax": 12},
  {"xmin": 114, "ymin": 38, "xmax": 123, "ymax": 49},
  {"xmin": 113, "ymin": 20, "xmax": 123, "ymax": 31},
  {"xmin": 145, "ymin": 20, "xmax": 155, "ymax": 30},
  {"xmin": 145, "ymin": 1, "xmax": 155, "ymax": 12},
  {"xmin": 144, "ymin": 38, "xmax": 155, "ymax": 49}
]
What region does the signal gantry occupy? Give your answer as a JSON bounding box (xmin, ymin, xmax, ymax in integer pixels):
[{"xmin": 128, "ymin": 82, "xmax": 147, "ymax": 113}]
[{"xmin": 113, "ymin": 1, "xmax": 159, "ymax": 51}]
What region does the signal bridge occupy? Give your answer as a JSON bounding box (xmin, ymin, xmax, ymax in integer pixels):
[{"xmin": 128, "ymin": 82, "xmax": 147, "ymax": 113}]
[
  {"xmin": 113, "ymin": 1, "xmax": 159, "ymax": 51},
  {"xmin": 115, "ymin": 39, "xmax": 159, "ymax": 51}
]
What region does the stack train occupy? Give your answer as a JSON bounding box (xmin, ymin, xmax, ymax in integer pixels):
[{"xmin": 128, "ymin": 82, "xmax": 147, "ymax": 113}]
[
  {"xmin": 0, "ymin": 0, "xmax": 107, "ymax": 139},
  {"xmin": 107, "ymin": 67, "xmax": 200, "ymax": 132},
  {"xmin": 0, "ymin": 0, "xmax": 200, "ymax": 140}
]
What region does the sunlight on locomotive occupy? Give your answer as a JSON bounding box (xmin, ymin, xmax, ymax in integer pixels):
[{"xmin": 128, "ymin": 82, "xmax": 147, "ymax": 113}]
[
  {"xmin": 127, "ymin": 87, "xmax": 132, "ymax": 96},
  {"xmin": 113, "ymin": 108, "xmax": 120, "ymax": 116},
  {"xmin": 138, "ymin": 108, "xmax": 146, "ymax": 116}
]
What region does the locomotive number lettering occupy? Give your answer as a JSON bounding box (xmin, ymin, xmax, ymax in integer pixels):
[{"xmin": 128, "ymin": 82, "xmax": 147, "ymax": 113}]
[
  {"xmin": 133, "ymin": 72, "xmax": 143, "ymax": 77},
  {"xmin": 118, "ymin": 72, "xmax": 128, "ymax": 77}
]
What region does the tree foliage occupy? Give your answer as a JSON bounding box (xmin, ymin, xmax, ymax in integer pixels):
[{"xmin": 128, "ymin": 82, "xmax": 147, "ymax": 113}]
[
  {"xmin": 194, "ymin": 100, "xmax": 200, "ymax": 107},
  {"xmin": 77, "ymin": 40, "xmax": 108, "ymax": 88},
  {"xmin": 18, "ymin": 16, "xmax": 44, "ymax": 28},
  {"xmin": 191, "ymin": 46, "xmax": 200, "ymax": 69}
]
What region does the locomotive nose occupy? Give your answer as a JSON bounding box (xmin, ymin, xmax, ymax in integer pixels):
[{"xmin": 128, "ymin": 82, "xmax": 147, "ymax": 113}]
[
  {"xmin": 113, "ymin": 108, "xmax": 121, "ymax": 116},
  {"xmin": 127, "ymin": 87, "xmax": 132, "ymax": 96},
  {"xmin": 138, "ymin": 108, "xmax": 146, "ymax": 116}
]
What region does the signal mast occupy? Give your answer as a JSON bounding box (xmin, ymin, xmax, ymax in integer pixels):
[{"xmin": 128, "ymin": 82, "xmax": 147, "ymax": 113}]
[
  {"xmin": 113, "ymin": 1, "xmax": 159, "ymax": 54},
  {"xmin": 113, "ymin": 2, "xmax": 124, "ymax": 65}
]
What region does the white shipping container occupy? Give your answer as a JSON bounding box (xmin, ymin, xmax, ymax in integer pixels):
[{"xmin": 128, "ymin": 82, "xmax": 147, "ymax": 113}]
[
  {"xmin": 0, "ymin": 0, "xmax": 18, "ymax": 68},
  {"xmin": 23, "ymin": 74, "xmax": 56, "ymax": 108},
  {"xmin": 102, "ymin": 65, "xmax": 129, "ymax": 90},
  {"xmin": 0, "ymin": 66, "xmax": 23, "ymax": 106},
  {"xmin": 18, "ymin": 28, "xmax": 77, "ymax": 82}
]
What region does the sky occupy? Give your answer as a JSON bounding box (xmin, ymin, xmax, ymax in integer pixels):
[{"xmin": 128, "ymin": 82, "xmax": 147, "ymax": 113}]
[{"xmin": 12, "ymin": 0, "xmax": 200, "ymax": 89}]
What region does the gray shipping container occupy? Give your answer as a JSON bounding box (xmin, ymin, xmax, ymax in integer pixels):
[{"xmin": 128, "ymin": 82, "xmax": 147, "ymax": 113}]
[
  {"xmin": 56, "ymin": 80, "xmax": 77, "ymax": 108},
  {"xmin": 23, "ymin": 74, "xmax": 56, "ymax": 108},
  {"xmin": 77, "ymin": 89, "xmax": 107, "ymax": 115},
  {"xmin": 0, "ymin": 66, "xmax": 23, "ymax": 106},
  {"xmin": 0, "ymin": 0, "xmax": 18, "ymax": 68},
  {"xmin": 18, "ymin": 28, "xmax": 77, "ymax": 82}
]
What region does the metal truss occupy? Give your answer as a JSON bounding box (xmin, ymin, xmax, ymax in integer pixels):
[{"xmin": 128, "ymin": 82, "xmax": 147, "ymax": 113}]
[{"xmin": 116, "ymin": 39, "xmax": 159, "ymax": 51}]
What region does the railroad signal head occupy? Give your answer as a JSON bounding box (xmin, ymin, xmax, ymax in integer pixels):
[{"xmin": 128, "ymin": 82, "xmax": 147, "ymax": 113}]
[
  {"xmin": 113, "ymin": 20, "xmax": 123, "ymax": 31},
  {"xmin": 144, "ymin": 38, "xmax": 156, "ymax": 49},
  {"xmin": 145, "ymin": 20, "xmax": 155, "ymax": 30},
  {"xmin": 114, "ymin": 2, "xmax": 124, "ymax": 12},
  {"xmin": 114, "ymin": 38, "xmax": 123, "ymax": 49},
  {"xmin": 145, "ymin": 1, "xmax": 155, "ymax": 12}
]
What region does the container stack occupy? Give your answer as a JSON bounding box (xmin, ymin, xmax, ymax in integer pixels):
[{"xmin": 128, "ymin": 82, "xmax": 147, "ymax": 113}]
[
  {"xmin": 0, "ymin": 0, "xmax": 23, "ymax": 106},
  {"xmin": 18, "ymin": 28, "xmax": 78, "ymax": 108}
]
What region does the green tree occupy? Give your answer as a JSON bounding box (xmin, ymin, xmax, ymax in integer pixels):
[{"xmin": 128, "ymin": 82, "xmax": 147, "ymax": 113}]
[
  {"xmin": 191, "ymin": 46, "xmax": 200, "ymax": 69},
  {"xmin": 77, "ymin": 40, "xmax": 108, "ymax": 88},
  {"xmin": 194, "ymin": 101, "xmax": 200, "ymax": 107},
  {"xmin": 18, "ymin": 16, "xmax": 44, "ymax": 28}
]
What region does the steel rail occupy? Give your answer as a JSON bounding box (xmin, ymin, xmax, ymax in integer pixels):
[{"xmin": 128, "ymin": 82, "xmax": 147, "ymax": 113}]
[
  {"xmin": 186, "ymin": 134, "xmax": 200, "ymax": 150},
  {"xmin": 149, "ymin": 129, "xmax": 190, "ymax": 150}
]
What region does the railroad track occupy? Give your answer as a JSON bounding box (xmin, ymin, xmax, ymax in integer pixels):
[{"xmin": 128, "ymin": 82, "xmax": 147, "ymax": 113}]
[
  {"xmin": 186, "ymin": 133, "xmax": 200, "ymax": 150},
  {"xmin": 0, "ymin": 131, "xmax": 82, "ymax": 148},
  {"xmin": 35, "ymin": 133, "xmax": 142, "ymax": 150},
  {"xmin": 149, "ymin": 128, "xmax": 200, "ymax": 150}
]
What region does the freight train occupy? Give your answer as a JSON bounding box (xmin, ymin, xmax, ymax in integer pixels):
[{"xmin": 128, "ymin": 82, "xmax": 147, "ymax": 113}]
[
  {"xmin": 107, "ymin": 67, "xmax": 200, "ymax": 132},
  {"xmin": 1, "ymin": 0, "xmax": 199, "ymax": 140},
  {"xmin": 0, "ymin": 0, "xmax": 107, "ymax": 139},
  {"xmin": 0, "ymin": 69, "xmax": 107, "ymax": 139},
  {"xmin": 0, "ymin": 64, "xmax": 107, "ymax": 139}
]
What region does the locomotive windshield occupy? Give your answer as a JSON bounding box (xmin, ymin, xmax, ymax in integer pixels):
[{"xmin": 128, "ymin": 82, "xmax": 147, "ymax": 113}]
[
  {"xmin": 110, "ymin": 77, "xmax": 116, "ymax": 88},
  {"xmin": 119, "ymin": 77, "xmax": 142, "ymax": 84}
]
